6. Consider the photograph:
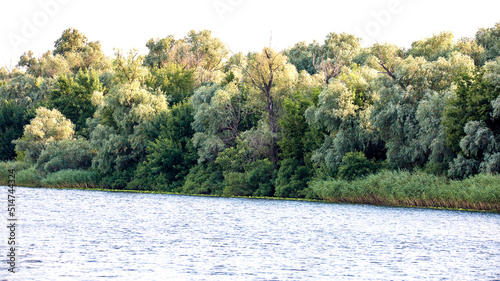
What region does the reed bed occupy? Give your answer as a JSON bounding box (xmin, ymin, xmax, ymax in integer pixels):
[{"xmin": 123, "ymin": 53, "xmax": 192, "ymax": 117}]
[{"xmin": 311, "ymin": 170, "xmax": 500, "ymax": 211}]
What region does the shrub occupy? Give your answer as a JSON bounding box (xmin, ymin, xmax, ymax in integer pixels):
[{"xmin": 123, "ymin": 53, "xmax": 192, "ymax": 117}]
[
  {"xmin": 337, "ymin": 151, "xmax": 378, "ymax": 181},
  {"xmin": 181, "ymin": 163, "xmax": 225, "ymax": 195},
  {"xmin": 36, "ymin": 138, "xmax": 94, "ymax": 173},
  {"xmin": 275, "ymin": 159, "xmax": 311, "ymax": 198}
]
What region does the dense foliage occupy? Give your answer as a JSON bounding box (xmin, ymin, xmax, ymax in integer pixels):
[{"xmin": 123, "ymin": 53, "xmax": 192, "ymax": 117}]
[{"xmin": 1, "ymin": 25, "xmax": 500, "ymax": 210}]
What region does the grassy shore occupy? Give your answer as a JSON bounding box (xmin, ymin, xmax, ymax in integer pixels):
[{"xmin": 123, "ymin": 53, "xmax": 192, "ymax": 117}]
[
  {"xmin": 1, "ymin": 161, "xmax": 499, "ymax": 212},
  {"xmin": 310, "ymin": 170, "xmax": 500, "ymax": 212}
]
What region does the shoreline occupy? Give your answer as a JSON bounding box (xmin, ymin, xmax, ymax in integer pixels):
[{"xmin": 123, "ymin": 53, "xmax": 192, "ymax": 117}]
[{"xmin": 6, "ymin": 184, "xmax": 499, "ymax": 214}]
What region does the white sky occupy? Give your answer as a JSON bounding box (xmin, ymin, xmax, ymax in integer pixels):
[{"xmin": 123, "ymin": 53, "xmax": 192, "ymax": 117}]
[{"xmin": 1, "ymin": 0, "xmax": 499, "ymax": 68}]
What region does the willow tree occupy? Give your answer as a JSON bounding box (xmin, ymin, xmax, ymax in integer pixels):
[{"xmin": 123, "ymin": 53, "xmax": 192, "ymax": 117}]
[
  {"xmin": 144, "ymin": 30, "xmax": 228, "ymax": 85},
  {"xmin": 313, "ymin": 32, "xmax": 361, "ymax": 85},
  {"xmin": 371, "ymin": 50, "xmax": 476, "ymax": 170},
  {"xmin": 89, "ymin": 50, "xmax": 168, "ymax": 188},
  {"xmin": 239, "ymin": 47, "xmax": 297, "ymax": 167},
  {"xmin": 306, "ymin": 65, "xmax": 380, "ymax": 175},
  {"xmin": 13, "ymin": 107, "xmax": 74, "ymax": 163}
]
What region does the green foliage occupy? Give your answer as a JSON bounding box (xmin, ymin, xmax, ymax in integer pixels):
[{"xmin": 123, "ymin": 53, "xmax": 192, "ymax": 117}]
[
  {"xmin": 145, "ymin": 63, "xmax": 195, "ymax": 105},
  {"xmin": 222, "ymin": 159, "xmax": 274, "ymax": 197},
  {"xmin": 13, "ymin": 107, "xmax": 75, "ymax": 163},
  {"xmin": 475, "ymin": 21, "xmax": 500, "ymax": 62},
  {"xmin": 41, "ymin": 169, "xmax": 98, "ymax": 188},
  {"xmin": 181, "ymin": 162, "xmax": 225, "ymax": 195},
  {"xmin": 0, "ymin": 99, "xmax": 31, "ymax": 160},
  {"xmin": 89, "ymin": 54, "xmax": 169, "ymax": 186},
  {"xmin": 16, "ymin": 166, "xmax": 42, "ymax": 186},
  {"xmin": 284, "ymin": 41, "xmax": 319, "ymax": 75},
  {"xmin": 49, "ymin": 69, "xmax": 102, "ymax": 135},
  {"xmin": 311, "ymin": 170, "xmax": 500, "ymax": 207},
  {"xmin": 36, "ymin": 138, "xmax": 94, "ymax": 173},
  {"xmin": 444, "ymin": 67, "xmax": 500, "ymax": 154},
  {"xmin": 0, "ymin": 161, "xmax": 31, "ymax": 184},
  {"xmin": 407, "ymin": 32, "xmax": 456, "ymax": 61},
  {"xmin": 128, "ymin": 102, "xmax": 197, "ymax": 191},
  {"xmin": 337, "ymin": 152, "xmax": 378, "ymax": 181},
  {"xmin": 275, "ymin": 159, "xmax": 311, "ymax": 198}
]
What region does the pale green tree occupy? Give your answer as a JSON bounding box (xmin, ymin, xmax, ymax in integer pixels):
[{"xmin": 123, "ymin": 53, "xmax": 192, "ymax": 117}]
[
  {"xmin": 306, "ymin": 65, "xmax": 381, "ymax": 175},
  {"xmin": 312, "ymin": 32, "xmax": 361, "ymax": 85},
  {"xmin": 191, "ymin": 82, "xmax": 257, "ymax": 162},
  {"xmin": 89, "ymin": 51, "xmax": 168, "ymax": 187},
  {"xmin": 476, "ymin": 21, "xmax": 500, "ymax": 62},
  {"xmin": 13, "ymin": 107, "xmax": 74, "ymax": 163},
  {"xmin": 371, "ymin": 50, "xmax": 475, "ymax": 169},
  {"xmin": 239, "ymin": 47, "xmax": 297, "ymax": 167}
]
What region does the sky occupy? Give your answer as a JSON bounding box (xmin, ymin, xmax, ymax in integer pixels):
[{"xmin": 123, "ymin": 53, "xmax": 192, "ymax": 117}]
[{"xmin": 1, "ymin": 0, "xmax": 499, "ymax": 68}]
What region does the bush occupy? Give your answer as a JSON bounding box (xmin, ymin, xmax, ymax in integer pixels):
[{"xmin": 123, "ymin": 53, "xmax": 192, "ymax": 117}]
[
  {"xmin": 222, "ymin": 159, "xmax": 275, "ymax": 197},
  {"xmin": 41, "ymin": 169, "xmax": 98, "ymax": 188},
  {"xmin": 337, "ymin": 151, "xmax": 378, "ymax": 181},
  {"xmin": 181, "ymin": 163, "xmax": 225, "ymax": 195},
  {"xmin": 36, "ymin": 138, "xmax": 94, "ymax": 173},
  {"xmin": 275, "ymin": 159, "xmax": 311, "ymax": 198}
]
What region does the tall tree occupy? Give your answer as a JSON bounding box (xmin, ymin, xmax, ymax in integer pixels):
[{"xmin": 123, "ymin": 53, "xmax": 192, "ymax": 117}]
[{"xmin": 238, "ymin": 47, "xmax": 296, "ymax": 167}]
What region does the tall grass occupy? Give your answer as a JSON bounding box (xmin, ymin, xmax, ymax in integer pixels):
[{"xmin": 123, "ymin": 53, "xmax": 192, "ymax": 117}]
[
  {"xmin": 41, "ymin": 169, "xmax": 99, "ymax": 188},
  {"xmin": 0, "ymin": 161, "xmax": 32, "ymax": 184},
  {"xmin": 15, "ymin": 167, "xmax": 43, "ymax": 186},
  {"xmin": 311, "ymin": 170, "xmax": 500, "ymax": 211}
]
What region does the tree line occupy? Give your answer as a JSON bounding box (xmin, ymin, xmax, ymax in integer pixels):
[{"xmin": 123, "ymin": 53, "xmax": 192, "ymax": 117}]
[{"xmin": 1, "ymin": 24, "xmax": 499, "ymax": 199}]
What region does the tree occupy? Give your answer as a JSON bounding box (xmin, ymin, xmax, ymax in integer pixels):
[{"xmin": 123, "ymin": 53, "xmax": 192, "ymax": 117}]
[
  {"xmin": 371, "ymin": 52, "xmax": 475, "ymax": 169},
  {"xmin": 144, "ymin": 30, "xmax": 228, "ymax": 84},
  {"xmin": 191, "ymin": 82, "xmax": 258, "ymax": 163},
  {"xmin": 284, "ymin": 41, "xmax": 319, "ymax": 75},
  {"xmin": 13, "ymin": 107, "xmax": 75, "ymax": 163},
  {"xmin": 0, "ymin": 99, "xmax": 31, "ymax": 160},
  {"xmin": 444, "ymin": 59, "xmax": 500, "ymax": 154},
  {"xmin": 49, "ymin": 69, "xmax": 103, "ymax": 135},
  {"xmin": 128, "ymin": 102, "xmax": 197, "ymax": 191},
  {"xmin": 407, "ymin": 32, "xmax": 456, "ymax": 61},
  {"xmin": 145, "ymin": 62, "xmax": 195, "ymax": 105},
  {"xmin": 313, "ymin": 32, "xmax": 361, "ymax": 85},
  {"xmin": 476, "ymin": 21, "xmax": 500, "ymax": 62},
  {"xmin": 54, "ymin": 28, "xmax": 89, "ymax": 56},
  {"xmin": 89, "ymin": 51, "xmax": 168, "ymax": 188},
  {"xmin": 239, "ymin": 47, "xmax": 297, "ymax": 167},
  {"xmin": 306, "ymin": 65, "xmax": 382, "ymax": 175}
]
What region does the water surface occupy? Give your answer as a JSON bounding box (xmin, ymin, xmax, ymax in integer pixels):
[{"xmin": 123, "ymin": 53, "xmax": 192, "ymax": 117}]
[{"xmin": 2, "ymin": 187, "xmax": 499, "ymax": 280}]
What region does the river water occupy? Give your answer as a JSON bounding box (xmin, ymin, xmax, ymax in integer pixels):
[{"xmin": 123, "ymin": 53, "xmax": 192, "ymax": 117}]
[{"xmin": 1, "ymin": 187, "xmax": 499, "ymax": 280}]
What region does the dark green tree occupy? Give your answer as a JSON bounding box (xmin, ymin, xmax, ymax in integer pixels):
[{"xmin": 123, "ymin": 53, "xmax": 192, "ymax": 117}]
[{"xmin": 49, "ymin": 69, "xmax": 103, "ymax": 135}]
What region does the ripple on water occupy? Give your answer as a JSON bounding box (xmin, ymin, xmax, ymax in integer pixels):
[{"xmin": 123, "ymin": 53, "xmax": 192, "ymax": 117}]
[{"xmin": 4, "ymin": 187, "xmax": 500, "ymax": 280}]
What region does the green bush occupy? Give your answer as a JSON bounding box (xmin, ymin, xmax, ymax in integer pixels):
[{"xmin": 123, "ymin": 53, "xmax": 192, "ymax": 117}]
[
  {"xmin": 275, "ymin": 159, "xmax": 311, "ymax": 198},
  {"xmin": 337, "ymin": 151, "xmax": 378, "ymax": 181},
  {"xmin": 181, "ymin": 163, "xmax": 225, "ymax": 195},
  {"xmin": 41, "ymin": 169, "xmax": 98, "ymax": 188},
  {"xmin": 36, "ymin": 138, "xmax": 93, "ymax": 173},
  {"xmin": 222, "ymin": 159, "xmax": 275, "ymax": 197}
]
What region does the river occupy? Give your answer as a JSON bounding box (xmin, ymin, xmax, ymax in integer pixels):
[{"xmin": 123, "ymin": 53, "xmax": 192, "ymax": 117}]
[{"xmin": 2, "ymin": 187, "xmax": 499, "ymax": 280}]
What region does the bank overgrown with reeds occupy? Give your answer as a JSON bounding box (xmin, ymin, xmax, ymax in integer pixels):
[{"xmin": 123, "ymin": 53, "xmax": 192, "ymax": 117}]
[{"xmin": 311, "ymin": 170, "xmax": 500, "ymax": 211}]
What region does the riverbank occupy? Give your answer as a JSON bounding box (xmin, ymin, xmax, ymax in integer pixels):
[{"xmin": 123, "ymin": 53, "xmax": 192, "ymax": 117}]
[
  {"xmin": 311, "ymin": 170, "xmax": 500, "ymax": 212},
  {"xmin": 3, "ymin": 179, "xmax": 499, "ymax": 214}
]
